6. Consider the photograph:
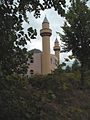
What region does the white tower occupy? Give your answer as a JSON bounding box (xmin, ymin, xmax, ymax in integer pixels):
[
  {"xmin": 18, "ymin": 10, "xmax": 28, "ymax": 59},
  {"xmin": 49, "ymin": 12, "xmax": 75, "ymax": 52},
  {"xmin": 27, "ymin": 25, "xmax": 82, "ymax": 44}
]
[
  {"xmin": 53, "ymin": 38, "xmax": 60, "ymax": 65},
  {"xmin": 40, "ymin": 16, "xmax": 52, "ymax": 74}
]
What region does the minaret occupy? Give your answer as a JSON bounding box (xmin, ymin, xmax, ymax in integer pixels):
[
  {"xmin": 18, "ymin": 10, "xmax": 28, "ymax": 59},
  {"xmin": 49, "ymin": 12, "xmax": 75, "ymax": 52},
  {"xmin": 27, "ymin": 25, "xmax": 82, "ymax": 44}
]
[
  {"xmin": 40, "ymin": 16, "xmax": 52, "ymax": 74},
  {"xmin": 53, "ymin": 38, "xmax": 60, "ymax": 65}
]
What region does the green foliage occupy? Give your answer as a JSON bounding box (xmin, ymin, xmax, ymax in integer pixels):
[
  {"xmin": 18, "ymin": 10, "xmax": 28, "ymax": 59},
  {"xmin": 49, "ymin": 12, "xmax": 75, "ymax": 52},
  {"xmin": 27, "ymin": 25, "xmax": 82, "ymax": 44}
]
[
  {"xmin": 84, "ymin": 70, "xmax": 90, "ymax": 88},
  {"xmin": 66, "ymin": 65, "xmax": 71, "ymax": 73},
  {"xmin": 53, "ymin": 65, "xmax": 64, "ymax": 75},
  {"xmin": 61, "ymin": 62, "xmax": 66, "ymax": 67},
  {"xmin": 60, "ymin": 0, "xmax": 90, "ymax": 84},
  {"xmin": 0, "ymin": 0, "xmax": 66, "ymax": 75},
  {"xmin": 68, "ymin": 55, "xmax": 76, "ymax": 60},
  {"xmin": 40, "ymin": 0, "xmax": 66, "ymax": 16},
  {"xmin": 0, "ymin": 0, "xmax": 37, "ymax": 75},
  {"xmin": 29, "ymin": 73, "xmax": 90, "ymax": 120},
  {"xmin": 72, "ymin": 59, "xmax": 80, "ymax": 71},
  {"xmin": 0, "ymin": 1, "xmax": 90, "ymax": 120},
  {"xmin": 0, "ymin": 71, "xmax": 90, "ymax": 120},
  {"xmin": 0, "ymin": 74, "xmax": 42, "ymax": 120},
  {"xmin": 85, "ymin": 57, "xmax": 90, "ymax": 70}
]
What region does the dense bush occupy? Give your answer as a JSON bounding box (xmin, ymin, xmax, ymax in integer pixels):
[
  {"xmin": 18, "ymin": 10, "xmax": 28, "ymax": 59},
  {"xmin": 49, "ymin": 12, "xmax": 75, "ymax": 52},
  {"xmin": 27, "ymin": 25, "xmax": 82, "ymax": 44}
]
[
  {"xmin": 29, "ymin": 73, "xmax": 90, "ymax": 120},
  {"xmin": 0, "ymin": 72, "xmax": 90, "ymax": 120},
  {"xmin": 0, "ymin": 74, "xmax": 41, "ymax": 120}
]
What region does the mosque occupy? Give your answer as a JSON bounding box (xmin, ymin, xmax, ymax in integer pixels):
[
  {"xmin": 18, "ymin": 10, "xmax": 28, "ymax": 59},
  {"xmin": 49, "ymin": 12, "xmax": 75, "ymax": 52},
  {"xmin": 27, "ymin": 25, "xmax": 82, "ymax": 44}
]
[{"xmin": 27, "ymin": 16, "xmax": 60, "ymax": 76}]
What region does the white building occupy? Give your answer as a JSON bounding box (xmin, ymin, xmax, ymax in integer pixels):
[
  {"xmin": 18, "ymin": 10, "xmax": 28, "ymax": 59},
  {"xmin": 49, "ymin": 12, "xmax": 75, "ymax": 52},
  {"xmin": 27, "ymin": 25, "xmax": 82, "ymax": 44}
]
[{"xmin": 27, "ymin": 16, "xmax": 60, "ymax": 76}]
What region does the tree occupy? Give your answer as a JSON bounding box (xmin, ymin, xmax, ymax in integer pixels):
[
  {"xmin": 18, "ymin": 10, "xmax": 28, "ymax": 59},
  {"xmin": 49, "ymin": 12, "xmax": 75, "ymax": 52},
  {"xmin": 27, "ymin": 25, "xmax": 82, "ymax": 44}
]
[
  {"xmin": 0, "ymin": 1, "xmax": 67, "ymax": 119},
  {"xmin": 72, "ymin": 59, "xmax": 80, "ymax": 72},
  {"xmin": 85, "ymin": 57, "xmax": 90, "ymax": 70},
  {"xmin": 0, "ymin": 0, "xmax": 37, "ymax": 75},
  {"xmin": 29, "ymin": 74, "xmax": 90, "ymax": 120},
  {"xmin": 66, "ymin": 65, "xmax": 71, "ymax": 73},
  {"xmin": 0, "ymin": 0, "xmax": 66, "ymax": 75},
  {"xmin": 60, "ymin": 0, "xmax": 90, "ymax": 85},
  {"xmin": 0, "ymin": 71, "xmax": 90, "ymax": 120},
  {"xmin": 0, "ymin": 74, "xmax": 42, "ymax": 120}
]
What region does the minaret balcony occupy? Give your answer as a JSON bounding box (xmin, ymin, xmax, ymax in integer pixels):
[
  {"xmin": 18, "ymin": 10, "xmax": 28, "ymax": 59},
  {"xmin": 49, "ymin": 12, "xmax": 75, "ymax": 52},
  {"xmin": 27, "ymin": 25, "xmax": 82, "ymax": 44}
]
[
  {"xmin": 53, "ymin": 46, "xmax": 60, "ymax": 51},
  {"xmin": 40, "ymin": 29, "xmax": 52, "ymax": 37}
]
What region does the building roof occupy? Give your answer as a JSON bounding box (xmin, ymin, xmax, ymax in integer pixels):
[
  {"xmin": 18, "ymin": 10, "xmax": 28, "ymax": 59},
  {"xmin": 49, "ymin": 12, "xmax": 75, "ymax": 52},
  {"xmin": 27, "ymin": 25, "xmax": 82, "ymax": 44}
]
[
  {"xmin": 29, "ymin": 49, "xmax": 41, "ymax": 53},
  {"xmin": 43, "ymin": 16, "xmax": 49, "ymax": 23}
]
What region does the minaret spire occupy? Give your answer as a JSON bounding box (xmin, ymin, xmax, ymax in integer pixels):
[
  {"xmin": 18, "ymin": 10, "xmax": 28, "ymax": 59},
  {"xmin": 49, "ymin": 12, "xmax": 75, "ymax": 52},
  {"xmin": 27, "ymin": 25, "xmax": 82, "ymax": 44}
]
[
  {"xmin": 43, "ymin": 15, "xmax": 49, "ymax": 23},
  {"xmin": 40, "ymin": 17, "xmax": 52, "ymax": 74}
]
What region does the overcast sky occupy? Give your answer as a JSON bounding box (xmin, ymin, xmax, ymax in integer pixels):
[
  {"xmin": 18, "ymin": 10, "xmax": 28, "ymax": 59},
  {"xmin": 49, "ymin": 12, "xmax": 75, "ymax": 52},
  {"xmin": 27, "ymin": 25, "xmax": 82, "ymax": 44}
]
[{"xmin": 23, "ymin": 0, "xmax": 90, "ymax": 66}]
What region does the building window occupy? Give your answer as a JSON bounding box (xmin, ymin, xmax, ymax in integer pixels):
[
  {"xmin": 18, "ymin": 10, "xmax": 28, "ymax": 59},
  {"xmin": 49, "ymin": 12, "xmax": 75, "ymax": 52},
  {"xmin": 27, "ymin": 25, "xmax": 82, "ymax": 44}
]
[
  {"xmin": 30, "ymin": 70, "xmax": 34, "ymax": 75},
  {"xmin": 30, "ymin": 57, "xmax": 34, "ymax": 63},
  {"xmin": 55, "ymin": 59, "xmax": 58, "ymax": 66},
  {"xmin": 51, "ymin": 58, "xmax": 52, "ymax": 64}
]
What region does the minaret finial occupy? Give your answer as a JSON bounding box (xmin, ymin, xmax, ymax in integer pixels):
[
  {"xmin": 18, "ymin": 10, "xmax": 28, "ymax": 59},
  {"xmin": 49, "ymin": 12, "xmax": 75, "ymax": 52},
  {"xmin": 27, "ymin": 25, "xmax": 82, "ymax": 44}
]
[
  {"xmin": 55, "ymin": 38, "xmax": 59, "ymax": 43},
  {"xmin": 43, "ymin": 15, "xmax": 49, "ymax": 23}
]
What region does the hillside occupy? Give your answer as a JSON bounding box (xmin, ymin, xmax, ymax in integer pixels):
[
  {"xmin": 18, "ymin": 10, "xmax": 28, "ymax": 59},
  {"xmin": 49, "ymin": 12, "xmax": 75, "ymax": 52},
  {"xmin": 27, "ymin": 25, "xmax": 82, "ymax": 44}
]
[
  {"xmin": 29, "ymin": 71, "xmax": 90, "ymax": 120},
  {"xmin": 0, "ymin": 70, "xmax": 90, "ymax": 120}
]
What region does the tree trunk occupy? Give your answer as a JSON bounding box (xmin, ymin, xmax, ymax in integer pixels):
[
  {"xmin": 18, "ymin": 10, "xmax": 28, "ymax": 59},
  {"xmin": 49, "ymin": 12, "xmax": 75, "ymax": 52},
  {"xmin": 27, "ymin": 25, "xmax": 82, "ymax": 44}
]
[{"xmin": 80, "ymin": 61, "xmax": 84, "ymax": 86}]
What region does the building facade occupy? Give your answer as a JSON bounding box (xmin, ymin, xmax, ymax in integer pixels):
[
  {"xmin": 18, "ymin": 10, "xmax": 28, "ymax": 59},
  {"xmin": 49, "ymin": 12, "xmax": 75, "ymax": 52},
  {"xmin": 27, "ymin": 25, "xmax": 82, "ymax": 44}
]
[{"xmin": 27, "ymin": 16, "xmax": 60, "ymax": 76}]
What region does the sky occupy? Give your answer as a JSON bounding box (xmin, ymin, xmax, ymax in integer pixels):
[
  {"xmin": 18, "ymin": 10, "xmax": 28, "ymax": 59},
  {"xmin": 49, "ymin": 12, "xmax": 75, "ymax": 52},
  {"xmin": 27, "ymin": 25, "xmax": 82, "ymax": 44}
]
[{"xmin": 23, "ymin": 0, "xmax": 90, "ymax": 66}]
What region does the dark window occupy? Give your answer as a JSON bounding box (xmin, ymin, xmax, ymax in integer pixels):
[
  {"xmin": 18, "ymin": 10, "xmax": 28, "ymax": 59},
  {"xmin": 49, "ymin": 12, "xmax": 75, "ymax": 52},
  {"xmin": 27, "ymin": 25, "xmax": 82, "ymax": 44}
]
[
  {"xmin": 30, "ymin": 70, "xmax": 34, "ymax": 75},
  {"xmin": 51, "ymin": 58, "xmax": 52, "ymax": 64},
  {"xmin": 55, "ymin": 59, "xmax": 58, "ymax": 66},
  {"xmin": 30, "ymin": 57, "xmax": 34, "ymax": 63}
]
